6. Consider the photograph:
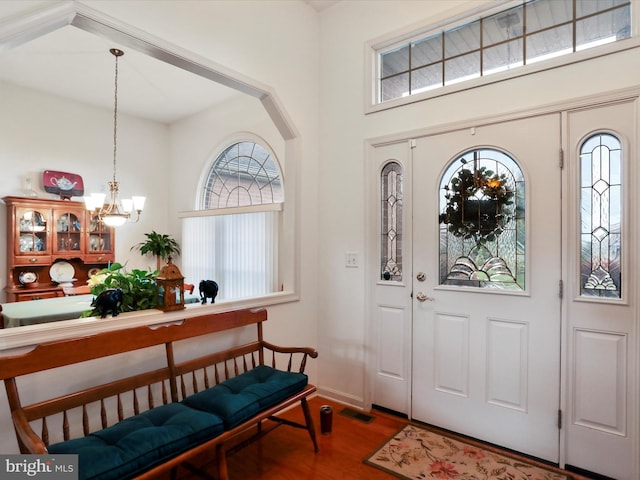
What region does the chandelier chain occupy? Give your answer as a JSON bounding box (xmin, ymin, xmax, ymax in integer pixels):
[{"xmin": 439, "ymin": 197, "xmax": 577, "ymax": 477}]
[
  {"xmin": 85, "ymin": 47, "xmax": 144, "ymax": 227},
  {"xmin": 112, "ymin": 50, "xmax": 119, "ymax": 184}
]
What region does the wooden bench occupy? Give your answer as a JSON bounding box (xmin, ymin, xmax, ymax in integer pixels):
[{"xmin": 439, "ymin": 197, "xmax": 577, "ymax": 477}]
[{"xmin": 0, "ymin": 308, "xmax": 318, "ymax": 480}]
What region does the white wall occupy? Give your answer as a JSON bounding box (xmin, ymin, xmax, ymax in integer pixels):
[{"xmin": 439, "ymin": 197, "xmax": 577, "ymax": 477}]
[
  {"xmin": 168, "ymin": 94, "xmax": 285, "ymax": 219},
  {"xmin": 315, "ymin": 0, "xmax": 640, "ymax": 406},
  {"xmin": 0, "ymin": 81, "xmax": 169, "ymax": 276},
  {"xmin": 4, "ymin": 0, "xmax": 637, "ymax": 457},
  {"xmin": 0, "ymin": 0, "xmax": 320, "ymax": 454}
]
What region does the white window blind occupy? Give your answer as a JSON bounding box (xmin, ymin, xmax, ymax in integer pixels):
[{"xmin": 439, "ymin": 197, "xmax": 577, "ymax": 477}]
[{"xmin": 181, "ymin": 211, "xmax": 278, "ymax": 300}]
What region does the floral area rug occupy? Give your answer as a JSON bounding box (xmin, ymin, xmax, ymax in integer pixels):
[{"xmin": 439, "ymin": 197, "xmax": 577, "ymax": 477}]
[{"xmin": 365, "ymin": 424, "xmax": 570, "ymax": 480}]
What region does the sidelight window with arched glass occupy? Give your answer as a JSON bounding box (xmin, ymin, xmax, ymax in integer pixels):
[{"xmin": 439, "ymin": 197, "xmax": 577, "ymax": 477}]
[
  {"xmin": 381, "ymin": 161, "xmax": 403, "ymax": 281},
  {"xmin": 579, "ymin": 133, "xmax": 622, "ymax": 299},
  {"xmin": 438, "ymin": 148, "xmax": 525, "ymax": 290}
]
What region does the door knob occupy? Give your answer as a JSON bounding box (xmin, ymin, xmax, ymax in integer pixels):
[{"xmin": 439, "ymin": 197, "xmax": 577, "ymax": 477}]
[{"xmin": 416, "ymin": 292, "xmax": 434, "ymax": 302}]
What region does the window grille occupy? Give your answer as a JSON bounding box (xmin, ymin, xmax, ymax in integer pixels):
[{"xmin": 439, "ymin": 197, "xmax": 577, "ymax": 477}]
[
  {"xmin": 201, "ymin": 142, "xmax": 283, "ymax": 208},
  {"xmin": 377, "ymin": 0, "xmax": 631, "ymax": 104}
]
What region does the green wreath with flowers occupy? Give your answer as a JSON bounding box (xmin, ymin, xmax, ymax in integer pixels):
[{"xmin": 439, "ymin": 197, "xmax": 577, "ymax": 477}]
[{"xmin": 439, "ymin": 166, "xmax": 514, "ymax": 243}]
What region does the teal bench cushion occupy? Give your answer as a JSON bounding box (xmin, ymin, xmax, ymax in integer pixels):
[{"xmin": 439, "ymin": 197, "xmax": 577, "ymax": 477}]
[
  {"xmin": 183, "ymin": 365, "xmax": 308, "ymax": 428},
  {"xmin": 48, "ymin": 402, "xmax": 224, "ymax": 480}
]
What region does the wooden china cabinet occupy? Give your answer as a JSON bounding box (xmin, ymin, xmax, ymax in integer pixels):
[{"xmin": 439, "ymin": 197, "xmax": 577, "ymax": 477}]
[{"xmin": 3, "ymin": 196, "xmax": 115, "ymax": 302}]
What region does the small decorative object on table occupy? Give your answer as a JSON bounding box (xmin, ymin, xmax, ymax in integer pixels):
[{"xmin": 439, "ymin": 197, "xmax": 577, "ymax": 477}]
[
  {"xmin": 199, "ymin": 280, "xmax": 219, "ymax": 304},
  {"xmin": 42, "ymin": 170, "xmax": 84, "ymax": 200},
  {"xmin": 94, "ymin": 288, "xmax": 124, "ymax": 318},
  {"xmin": 156, "ymin": 256, "xmax": 186, "ymax": 312}
]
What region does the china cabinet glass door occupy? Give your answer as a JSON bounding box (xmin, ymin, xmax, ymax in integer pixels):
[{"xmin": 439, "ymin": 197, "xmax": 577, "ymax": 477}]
[
  {"xmin": 52, "ymin": 207, "xmax": 83, "ymax": 257},
  {"xmin": 16, "ymin": 208, "xmax": 49, "ymax": 257},
  {"xmin": 86, "ymin": 213, "xmax": 113, "ymax": 261}
]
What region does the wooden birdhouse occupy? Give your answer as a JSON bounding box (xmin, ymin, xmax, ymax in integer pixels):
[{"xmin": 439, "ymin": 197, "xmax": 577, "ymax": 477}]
[{"xmin": 156, "ymin": 256, "xmax": 185, "ymax": 311}]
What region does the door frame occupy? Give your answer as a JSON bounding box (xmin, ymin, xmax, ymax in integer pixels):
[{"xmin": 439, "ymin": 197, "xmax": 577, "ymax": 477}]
[{"xmin": 364, "ymin": 86, "xmax": 640, "ymax": 476}]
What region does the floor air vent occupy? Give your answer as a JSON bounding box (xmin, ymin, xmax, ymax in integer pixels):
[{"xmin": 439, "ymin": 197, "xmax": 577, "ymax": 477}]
[{"xmin": 339, "ymin": 407, "xmax": 375, "ymax": 424}]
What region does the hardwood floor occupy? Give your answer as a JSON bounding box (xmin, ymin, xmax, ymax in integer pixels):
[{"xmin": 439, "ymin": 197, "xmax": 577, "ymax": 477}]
[{"xmin": 177, "ymin": 396, "xmax": 594, "ymax": 480}]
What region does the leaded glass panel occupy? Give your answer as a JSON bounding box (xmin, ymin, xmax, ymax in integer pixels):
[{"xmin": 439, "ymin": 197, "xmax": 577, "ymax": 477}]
[
  {"xmin": 381, "ymin": 162, "xmax": 403, "ymax": 281},
  {"xmin": 580, "ymin": 133, "xmax": 622, "ymax": 298},
  {"xmin": 439, "ymin": 149, "xmax": 524, "ymax": 290},
  {"xmin": 201, "ymin": 141, "xmax": 283, "ymax": 209}
]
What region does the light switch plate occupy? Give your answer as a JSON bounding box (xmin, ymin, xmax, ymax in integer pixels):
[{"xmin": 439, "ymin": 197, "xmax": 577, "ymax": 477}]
[{"xmin": 345, "ymin": 252, "xmax": 358, "ymax": 267}]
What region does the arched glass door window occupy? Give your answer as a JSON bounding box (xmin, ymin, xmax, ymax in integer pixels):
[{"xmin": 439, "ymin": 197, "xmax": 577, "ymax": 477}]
[
  {"xmin": 580, "ymin": 133, "xmax": 622, "ymax": 299},
  {"xmin": 439, "ymin": 148, "xmax": 525, "ymax": 290},
  {"xmin": 381, "ymin": 161, "xmax": 403, "ymax": 281}
]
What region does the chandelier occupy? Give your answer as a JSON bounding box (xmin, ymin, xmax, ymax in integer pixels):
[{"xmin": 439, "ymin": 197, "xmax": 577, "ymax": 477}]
[{"xmin": 84, "ymin": 48, "xmax": 145, "ymax": 227}]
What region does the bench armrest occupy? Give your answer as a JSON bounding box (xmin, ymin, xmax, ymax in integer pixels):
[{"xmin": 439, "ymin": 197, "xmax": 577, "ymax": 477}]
[
  {"xmin": 261, "ymin": 341, "xmax": 318, "ymax": 373},
  {"xmin": 11, "ymin": 410, "xmax": 48, "ymax": 454}
]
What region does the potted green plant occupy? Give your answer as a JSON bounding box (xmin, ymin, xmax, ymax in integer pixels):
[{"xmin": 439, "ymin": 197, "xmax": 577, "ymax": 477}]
[
  {"xmin": 131, "ymin": 231, "xmax": 181, "ymax": 271},
  {"xmin": 82, "ymin": 263, "xmax": 159, "ymax": 317}
]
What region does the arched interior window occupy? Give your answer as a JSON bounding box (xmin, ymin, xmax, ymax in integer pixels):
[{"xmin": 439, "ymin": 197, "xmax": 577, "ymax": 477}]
[
  {"xmin": 201, "ymin": 141, "xmax": 283, "ymax": 209},
  {"xmin": 580, "ymin": 133, "xmax": 622, "ymax": 299},
  {"xmin": 182, "ymin": 140, "xmax": 283, "ymax": 301},
  {"xmin": 439, "ymin": 148, "xmax": 525, "ymax": 290},
  {"xmin": 381, "ymin": 161, "xmax": 403, "ymax": 281}
]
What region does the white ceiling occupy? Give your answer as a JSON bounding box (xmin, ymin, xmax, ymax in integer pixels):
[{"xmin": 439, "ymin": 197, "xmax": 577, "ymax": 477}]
[
  {"xmin": 0, "ymin": 0, "xmax": 341, "ymax": 125},
  {"xmin": 0, "ymin": 24, "xmax": 244, "ymax": 124}
]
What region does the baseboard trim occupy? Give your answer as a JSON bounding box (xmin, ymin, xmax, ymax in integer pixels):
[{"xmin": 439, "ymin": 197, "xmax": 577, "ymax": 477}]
[
  {"xmin": 316, "ymin": 387, "xmax": 364, "ymax": 409},
  {"xmin": 564, "ymin": 465, "xmax": 616, "ymax": 480},
  {"xmin": 372, "ymin": 403, "xmax": 408, "ymax": 419}
]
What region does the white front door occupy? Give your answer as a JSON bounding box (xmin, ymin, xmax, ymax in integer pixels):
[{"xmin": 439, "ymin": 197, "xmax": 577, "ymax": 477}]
[
  {"xmin": 563, "ymin": 99, "xmax": 638, "ymax": 480},
  {"xmin": 411, "ymin": 114, "xmax": 562, "ymax": 462}
]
